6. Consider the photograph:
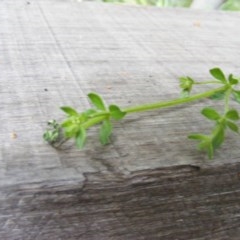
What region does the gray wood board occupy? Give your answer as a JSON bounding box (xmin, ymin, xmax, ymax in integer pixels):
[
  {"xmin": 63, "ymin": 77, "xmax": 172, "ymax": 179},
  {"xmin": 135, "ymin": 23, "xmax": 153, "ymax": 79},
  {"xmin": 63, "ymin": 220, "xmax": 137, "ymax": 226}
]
[{"xmin": 0, "ymin": 0, "xmax": 240, "ymax": 239}]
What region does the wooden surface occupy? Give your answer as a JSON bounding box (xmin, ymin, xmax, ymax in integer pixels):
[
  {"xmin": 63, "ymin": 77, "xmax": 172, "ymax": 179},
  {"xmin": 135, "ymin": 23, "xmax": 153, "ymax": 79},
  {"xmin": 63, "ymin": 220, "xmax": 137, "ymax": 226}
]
[{"xmin": 1, "ymin": 0, "xmax": 240, "ymax": 239}]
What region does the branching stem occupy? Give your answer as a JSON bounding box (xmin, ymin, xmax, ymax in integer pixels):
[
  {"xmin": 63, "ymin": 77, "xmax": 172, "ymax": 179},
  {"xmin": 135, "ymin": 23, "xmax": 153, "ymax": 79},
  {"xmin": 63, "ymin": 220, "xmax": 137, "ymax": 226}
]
[{"xmin": 43, "ymin": 67, "xmax": 240, "ymax": 159}]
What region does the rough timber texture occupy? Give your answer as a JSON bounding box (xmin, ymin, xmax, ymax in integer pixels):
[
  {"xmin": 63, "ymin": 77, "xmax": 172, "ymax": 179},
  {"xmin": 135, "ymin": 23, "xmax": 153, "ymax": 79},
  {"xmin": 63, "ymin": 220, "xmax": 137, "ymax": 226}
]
[{"xmin": 0, "ymin": 0, "xmax": 240, "ymax": 239}]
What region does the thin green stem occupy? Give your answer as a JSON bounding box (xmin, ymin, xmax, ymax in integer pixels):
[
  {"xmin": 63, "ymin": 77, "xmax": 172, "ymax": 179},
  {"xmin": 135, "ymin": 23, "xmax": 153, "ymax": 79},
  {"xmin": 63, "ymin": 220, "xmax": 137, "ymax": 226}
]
[
  {"xmin": 123, "ymin": 85, "xmax": 228, "ymax": 114},
  {"xmin": 194, "ymin": 81, "xmax": 222, "ymax": 85},
  {"xmin": 224, "ymin": 88, "xmax": 232, "ymax": 113},
  {"xmin": 89, "ymin": 112, "xmax": 109, "ymax": 118},
  {"xmin": 82, "ymin": 115, "xmax": 106, "ymax": 129}
]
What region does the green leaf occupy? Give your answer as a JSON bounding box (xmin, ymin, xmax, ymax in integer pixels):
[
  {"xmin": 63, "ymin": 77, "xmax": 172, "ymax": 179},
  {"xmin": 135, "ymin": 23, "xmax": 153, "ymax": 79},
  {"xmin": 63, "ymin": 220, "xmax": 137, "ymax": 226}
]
[
  {"xmin": 209, "ymin": 91, "xmax": 225, "ymax": 100},
  {"xmin": 61, "ymin": 106, "xmax": 78, "ymax": 116},
  {"xmin": 226, "ymin": 109, "xmax": 240, "ymax": 121},
  {"xmin": 76, "ymin": 128, "xmax": 86, "ymax": 149},
  {"xmin": 206, "ymin": 144, "xmax": 214, "ymax": 160},
  {"xmin": 61, "ymin": 118, "xmax": 74, "ymax": 128},
  {"xmin": 201, "ymin": 107, "xmax": 221, "ymax": 121},
  {"xmin": 88, "ymin": 93, "xmax": 106, "ymax": 111},
  {"xmin": 226, "ymin": 121, "xmax": 239, "ymax": 133},
  {"xmin": 221, "ymin": 0, "xmax": 240, "ymax": 11},
  {"xmin": 188, "ymin": 134, "xmax": 209, "ymax": 141},
  {"xmin": 199, "ymin": 140, "xmax": 214, "ymax": 159},
  {"xmin": 233, "ymin": 90, "xmax": 240, "ymax": 104},
  {"xmin": 64, "ymin": 125, "xmax": 79, "ymax": 138},
  {"xmin": 189, "ymin": 134, "xmax": 214, "ymax": 159},
  {"xmin": 209, "ymin": 68, "xmax": 227, "ymax": 83},
  {"xmin": 228, "ymin": 74, "xmax": 239, "ymax": 85},
  {"xmin": 109, "ymin": 105, "xmax": 126, "ymax": 120},
  {"xmin": 212, "ymin": 127, "xmax": 225, "ymax": 149},
  {"xmin": 188, "ymin": 134, "xmax": 210, "ymax": 149},
  {"xmin": 84, "ymin": 108, "xmax": 97, "ymax": 117},
  {"xmin": 99, "ymin": 120, "xmax": 112, "ymax": 145}
]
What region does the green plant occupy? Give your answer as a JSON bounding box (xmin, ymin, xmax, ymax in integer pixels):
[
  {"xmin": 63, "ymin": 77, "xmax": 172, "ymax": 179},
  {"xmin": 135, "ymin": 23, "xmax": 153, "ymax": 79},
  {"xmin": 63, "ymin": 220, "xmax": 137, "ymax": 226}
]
[
  {"xmin": 43, "ymin": 68, "xmax": 240, "ymax": 159},
  {"xmin": 156, "ymin": 0, "xmax": 192, "ymax": 8},
  {"xmin": 221, "ymin": 0, "xmax": 240, "ymax": 11}
]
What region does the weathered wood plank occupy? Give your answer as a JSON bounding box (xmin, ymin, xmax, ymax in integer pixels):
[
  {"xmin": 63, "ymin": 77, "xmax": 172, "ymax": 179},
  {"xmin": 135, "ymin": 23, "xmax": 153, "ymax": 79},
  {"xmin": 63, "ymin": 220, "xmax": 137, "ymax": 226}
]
[
  {"xmin": 1, "ymin": 163, "xmax": 240, "ymax": 239},
  {"xmin": 0, "ymin": 0, "xmax": 240, "ymax": 239}
]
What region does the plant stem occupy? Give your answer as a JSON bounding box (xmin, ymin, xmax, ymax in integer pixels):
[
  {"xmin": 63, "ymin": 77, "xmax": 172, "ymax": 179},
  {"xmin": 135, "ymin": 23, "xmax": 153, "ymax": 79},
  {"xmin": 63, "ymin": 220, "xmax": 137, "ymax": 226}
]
[
  {"xmin": 123, "ymin": 85, "xmax": 228, "ymax": 114},
  {"xmin": 82, "ymin": 115, "xmax": 107, "ymax": 129},
  {"xmin": 194, "ymin": 81, "xmax": 222, "ymax": 85},
  {"xmin": 224, "ymin": 88, "xmax": 232, "ymax": 113}
]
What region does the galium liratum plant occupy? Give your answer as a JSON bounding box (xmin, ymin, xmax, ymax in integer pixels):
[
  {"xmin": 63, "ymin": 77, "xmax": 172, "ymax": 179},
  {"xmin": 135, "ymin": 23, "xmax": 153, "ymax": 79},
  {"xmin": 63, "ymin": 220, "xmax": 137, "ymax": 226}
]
[{"xmin": 43, "ymin": 67, "xmax": 240, "ymax": 159}]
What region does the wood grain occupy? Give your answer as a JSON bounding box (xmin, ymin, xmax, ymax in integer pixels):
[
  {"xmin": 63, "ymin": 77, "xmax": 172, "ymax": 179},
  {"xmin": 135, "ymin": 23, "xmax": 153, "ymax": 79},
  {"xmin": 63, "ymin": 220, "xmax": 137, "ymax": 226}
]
[
  {"xmin": 1, "ymin": 0, "xmax": 240, "ymax": 239},
  {"xmin": 1, "ymin": 164, "xmax": 240, "ymax": 239}
]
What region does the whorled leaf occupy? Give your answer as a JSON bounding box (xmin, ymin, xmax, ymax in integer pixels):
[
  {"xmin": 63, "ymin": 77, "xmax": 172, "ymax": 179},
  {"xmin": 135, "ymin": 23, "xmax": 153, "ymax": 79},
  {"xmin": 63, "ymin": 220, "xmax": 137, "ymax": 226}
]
[
  {"xmin": 61, "ymin": 117, "xmax": 76, "ymax": 128},
  {"xmin": 228, "ymin": 74, "xmax": 239, "ymax": 85},
  {"xmin": 201, "ymin": 107, "xmax": 221, "ymax": 121},
  {"xmin": 84, "ymin": 108, "xmax": 97, "ymax": 117},
  {"xmin": 233, "ymin": 90, "xmax": 240, "ymax": 104},
  {"xmin": 88, "ymin": 92, "xmax": 106, "ymax": 111},
  {"xmin": 99, "ymin": 120, "xmax": 112, "ymax": 145},
  {"xmin": 209, "ymin": 68, "xmax": 227, "ymax": 83},
  {"xmin": 225, "ymin": 109, "xmax": 240, "ymax": 121},
  {"xmin": 226, "ymin": 121, "xmax": 239, "ymax": 133},
  {"xmin": 188, "ymin": 134, "xmax": 209, "ymax": 141},
  {"xmin": 61, "ymin": 106, "xmax": 78, "ymax": 116},
  {"xmin": 76, "ymin": 127, "xmax": 87, "ymax": 149},
  {"xmin": 188, "ymin": 134, "xmax": 214, "ymax": 159},
  {"xmin": 212, "ymin": 126, "xmax": 225, "ymax": 149},
  {"xmin": 109, "ymin": 105, "xmax": 126, "ymax": 120},
  {"xmin": 64, "ymin": 124, "xmax": 79, "ymax": 138}
]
